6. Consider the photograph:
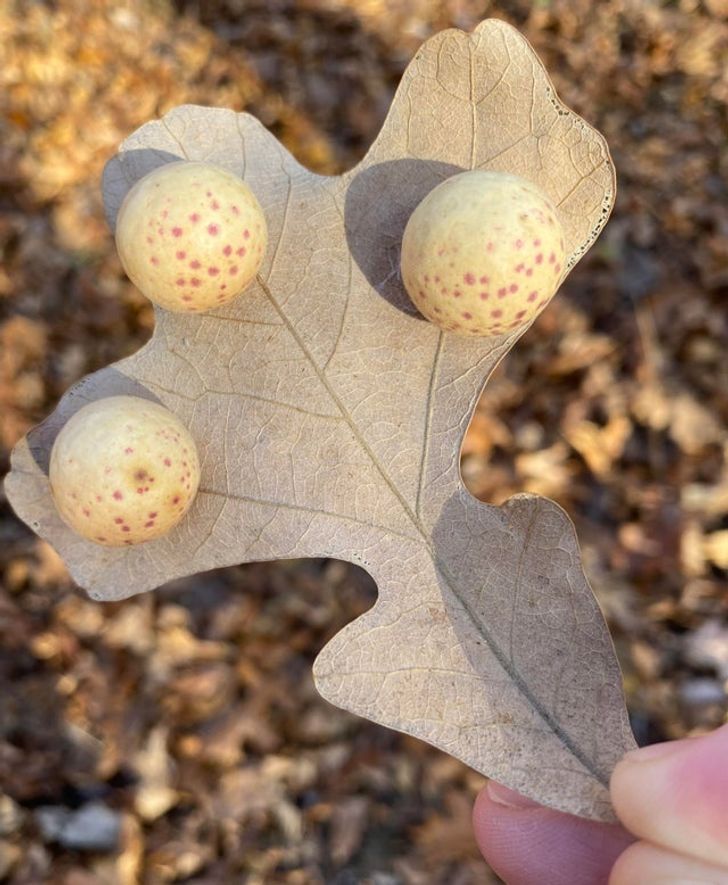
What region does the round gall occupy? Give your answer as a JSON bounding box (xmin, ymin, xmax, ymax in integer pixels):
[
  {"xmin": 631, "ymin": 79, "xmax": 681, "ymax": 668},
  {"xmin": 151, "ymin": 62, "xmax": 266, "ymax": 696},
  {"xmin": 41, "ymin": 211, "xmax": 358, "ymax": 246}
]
[
  {"xmin": 401, "ymin": 171, "xmax": 566, "ymax": 337},
  {"xmin": 115, "ymin": 161, "xmax": 267, "ymax": 313},
  {"xmin": 49, "ymin": 396, "xmax": 200, "ymax": 546}
]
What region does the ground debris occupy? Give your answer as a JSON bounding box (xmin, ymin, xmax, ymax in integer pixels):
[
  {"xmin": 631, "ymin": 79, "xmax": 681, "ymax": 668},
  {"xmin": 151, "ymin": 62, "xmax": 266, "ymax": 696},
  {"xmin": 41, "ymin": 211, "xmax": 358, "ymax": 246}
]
[{"xmin": 1, "ymin": 0, "xmax": 726, "ymax": 880}]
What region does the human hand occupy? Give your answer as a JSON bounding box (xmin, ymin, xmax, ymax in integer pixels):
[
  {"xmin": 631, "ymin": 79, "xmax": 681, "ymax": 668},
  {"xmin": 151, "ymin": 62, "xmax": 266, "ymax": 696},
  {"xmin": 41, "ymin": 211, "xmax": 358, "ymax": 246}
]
[{"xmin": 473, "ymin": 723, "xmax": 728, "ymax": 884}]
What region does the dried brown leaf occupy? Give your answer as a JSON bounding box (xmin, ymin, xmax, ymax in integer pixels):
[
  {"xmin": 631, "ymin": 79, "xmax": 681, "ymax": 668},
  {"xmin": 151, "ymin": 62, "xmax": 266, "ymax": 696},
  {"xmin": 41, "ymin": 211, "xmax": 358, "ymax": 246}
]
[
  {"xmin": 412, "ymin": 792, "xmax": 483, "ymax": 867},
  {"xmin": 132, "ymin": 727, "xmax": 178, "ymax": 822},
  {"xmin": 329, "ymin": 796, "xmax": 369, "ymax": 866},
  {"xmin": 566, "ymin": 415, "xmax": 632, "ymax": 477},
  {"xmin": 5, "ymin": 20, "xmax": 634, "ymax": 820},
  {"xmin": 704, "ymin": 530, "xmax": 728, "ymax": 570}
]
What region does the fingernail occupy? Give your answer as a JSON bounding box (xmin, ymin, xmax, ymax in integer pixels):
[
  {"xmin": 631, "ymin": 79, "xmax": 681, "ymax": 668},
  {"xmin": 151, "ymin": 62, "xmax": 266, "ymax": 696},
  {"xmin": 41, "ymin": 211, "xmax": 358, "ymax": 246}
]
[{"xmin": 486, "ymin": 781, "xmax": 541, "ymax": 809}]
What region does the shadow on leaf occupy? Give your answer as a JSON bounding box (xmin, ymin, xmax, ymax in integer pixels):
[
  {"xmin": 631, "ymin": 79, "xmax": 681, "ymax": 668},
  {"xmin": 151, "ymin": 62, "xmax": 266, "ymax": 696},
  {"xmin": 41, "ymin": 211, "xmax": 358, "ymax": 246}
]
[
  {"xmin": 26, "ymin": 369, "xmax": 163, "ymax": 475},
  {"xmin": 344, "ymin": 158, "xmax": 461, "ymax": 318},
  {"xmin": 102, "ymin": 148, "xmax": 183, "ymax": 232}
]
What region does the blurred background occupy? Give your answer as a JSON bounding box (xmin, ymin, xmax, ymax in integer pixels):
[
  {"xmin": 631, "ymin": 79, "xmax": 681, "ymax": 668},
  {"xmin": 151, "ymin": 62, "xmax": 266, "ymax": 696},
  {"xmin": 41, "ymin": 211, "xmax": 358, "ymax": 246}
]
[{"xmin": 1, "ymin": 0, "xmax": 727, "ymax": 882}]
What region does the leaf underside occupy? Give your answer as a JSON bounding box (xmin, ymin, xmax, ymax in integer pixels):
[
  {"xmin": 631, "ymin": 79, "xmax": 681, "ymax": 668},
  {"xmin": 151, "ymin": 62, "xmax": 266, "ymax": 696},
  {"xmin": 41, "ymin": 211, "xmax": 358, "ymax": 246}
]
[{"xmin": 5, "ymin": 20, "xmax": 635, "ymax": 821}]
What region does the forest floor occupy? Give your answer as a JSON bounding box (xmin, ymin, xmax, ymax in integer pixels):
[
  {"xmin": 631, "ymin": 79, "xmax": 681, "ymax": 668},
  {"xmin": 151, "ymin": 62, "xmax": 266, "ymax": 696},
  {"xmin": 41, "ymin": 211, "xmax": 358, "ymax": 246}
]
[{"xmin": 0, "ymin": 0, "xmax": 727, "ymax": 882}]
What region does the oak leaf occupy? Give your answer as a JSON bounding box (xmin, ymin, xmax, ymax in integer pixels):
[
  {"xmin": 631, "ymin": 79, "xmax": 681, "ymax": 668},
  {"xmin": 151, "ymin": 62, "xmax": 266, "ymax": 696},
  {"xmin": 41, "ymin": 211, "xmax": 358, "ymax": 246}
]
[{"xmin": 5, "ymin": 20, "xmax": 635, "ymax": 820}]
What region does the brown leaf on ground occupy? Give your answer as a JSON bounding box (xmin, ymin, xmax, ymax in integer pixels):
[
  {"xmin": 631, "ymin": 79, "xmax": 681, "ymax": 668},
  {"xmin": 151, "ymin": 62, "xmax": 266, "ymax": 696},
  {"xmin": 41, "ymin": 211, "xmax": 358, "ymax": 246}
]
[
  {"xmin": 412, "ymin": 791, "xmax": 484, "ymax": 867},
  {"xmin": 329, "ymin": 796, "xmax": 370, "ymax": 865}
]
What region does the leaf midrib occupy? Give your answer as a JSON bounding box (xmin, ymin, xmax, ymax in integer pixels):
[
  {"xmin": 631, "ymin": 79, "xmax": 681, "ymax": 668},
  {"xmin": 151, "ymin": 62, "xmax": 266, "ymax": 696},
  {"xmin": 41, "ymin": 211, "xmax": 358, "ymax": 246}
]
[{"xmin": 254, "ymin": 271, "xmax": 609, "ymax": 790}]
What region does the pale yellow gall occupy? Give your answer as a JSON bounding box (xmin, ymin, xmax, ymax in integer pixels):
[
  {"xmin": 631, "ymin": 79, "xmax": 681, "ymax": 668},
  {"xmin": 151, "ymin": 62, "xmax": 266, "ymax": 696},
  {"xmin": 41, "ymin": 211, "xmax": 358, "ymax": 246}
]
[
  {"xmin": 401, "ymin": 171, "xmax": 566, "ymax": 337},
  {"xmin": 115, "ymin": 161, "xmax": 267, "ymax": 313},
  {"xmin": 49, "ymin": 396, "xmax": 200, "ymax": 546}
]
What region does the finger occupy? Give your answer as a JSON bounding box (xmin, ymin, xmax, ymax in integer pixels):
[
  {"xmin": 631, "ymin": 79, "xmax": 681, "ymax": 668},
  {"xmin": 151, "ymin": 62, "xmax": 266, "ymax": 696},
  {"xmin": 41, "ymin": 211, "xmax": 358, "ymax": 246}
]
[
  {"xmin": 609, "ymin": 840, "xmax": 728, "ymax": 885},
  {"xmin": 473, "ymin": 782, "xmax": 635, "ymax": 885},
  {"xmin": 611, "ymin": 723, "xmax": 728, "ymax": 870}
]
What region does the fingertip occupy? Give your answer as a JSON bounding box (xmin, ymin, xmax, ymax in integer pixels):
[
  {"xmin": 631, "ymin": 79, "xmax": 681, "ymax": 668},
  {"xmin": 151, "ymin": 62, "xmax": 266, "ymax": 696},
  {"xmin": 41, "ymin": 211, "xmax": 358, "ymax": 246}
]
[
  {"xmin": 473, "ymin": 784, "xmax": 634, "ymax": 885},
  {"xmin": 609, "ymin": 840, "xmax": 728, "ymax": 885},
  {"xmin": 610, "ymin": 726, "xmax": 728, "ymax": 869}
]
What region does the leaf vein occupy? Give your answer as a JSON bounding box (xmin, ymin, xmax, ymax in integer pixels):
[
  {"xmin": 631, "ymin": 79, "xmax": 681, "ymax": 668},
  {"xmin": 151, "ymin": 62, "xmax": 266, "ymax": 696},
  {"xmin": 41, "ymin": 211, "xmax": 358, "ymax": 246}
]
[
  {"xmin": 199, "ymin": 488, "xmax": 422, "ymax": 546},
  {"xmin": 416, "ymin": 331, "xmax": 444, "ymax": 519},
  {"xmin": 160, "ymin": 117, "xmax": 189, "ymax": 160}
]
